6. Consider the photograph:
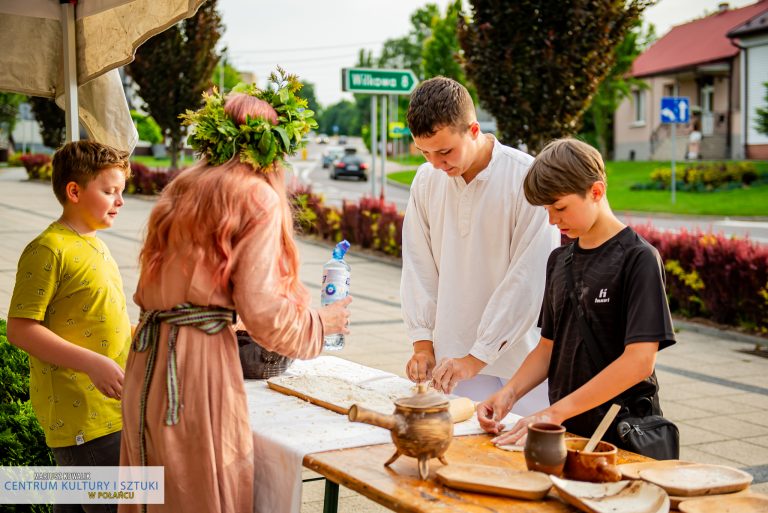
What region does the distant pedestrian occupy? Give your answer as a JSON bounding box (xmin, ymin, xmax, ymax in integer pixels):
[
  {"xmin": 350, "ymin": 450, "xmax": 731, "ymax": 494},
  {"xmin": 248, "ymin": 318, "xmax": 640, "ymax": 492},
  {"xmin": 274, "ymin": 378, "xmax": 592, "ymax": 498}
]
[
  {"xmin": 401, "ymin": 76, "xmax": 559, "ymax": 412},
  {"xmin": 686, "ymin": 121, "xmax": 702, "ymax": 160}
]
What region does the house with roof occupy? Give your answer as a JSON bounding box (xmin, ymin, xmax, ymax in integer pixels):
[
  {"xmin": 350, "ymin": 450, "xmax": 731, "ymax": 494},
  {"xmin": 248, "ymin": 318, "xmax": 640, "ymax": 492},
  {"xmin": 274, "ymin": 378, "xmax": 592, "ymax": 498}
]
[{"xmin": 613, "ymin": 0, "xmax": 768, "ymax": 161}]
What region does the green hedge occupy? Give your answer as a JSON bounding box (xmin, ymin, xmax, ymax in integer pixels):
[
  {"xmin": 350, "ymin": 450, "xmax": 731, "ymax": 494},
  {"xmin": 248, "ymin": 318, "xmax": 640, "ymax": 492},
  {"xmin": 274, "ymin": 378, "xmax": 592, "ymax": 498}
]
[{"xmin": 0, "ymin": 318, "xmax": 54, "ymax": 513}]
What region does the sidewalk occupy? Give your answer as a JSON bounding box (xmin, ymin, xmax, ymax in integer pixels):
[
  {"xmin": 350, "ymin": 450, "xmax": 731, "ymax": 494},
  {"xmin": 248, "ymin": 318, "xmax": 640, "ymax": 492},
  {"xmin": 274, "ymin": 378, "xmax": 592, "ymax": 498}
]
[{"xmin": 1, "ymin": 166, "xmax": 767, "ymax": 510}]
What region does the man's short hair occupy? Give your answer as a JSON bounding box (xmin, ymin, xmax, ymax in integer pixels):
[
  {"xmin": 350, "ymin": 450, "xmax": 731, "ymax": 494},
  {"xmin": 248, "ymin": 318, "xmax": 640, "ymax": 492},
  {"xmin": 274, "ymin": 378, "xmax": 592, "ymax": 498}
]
[
  {"xmin": 406, "ymin": 76, "xmax": 475, "ymax": 138},
  {"xmin": 523, "ymin": 138, "xmax": 606, "ymax": 206},
  {"xmin": 52, "ymin": 141, "xmax": 131, "ymax": 205}
]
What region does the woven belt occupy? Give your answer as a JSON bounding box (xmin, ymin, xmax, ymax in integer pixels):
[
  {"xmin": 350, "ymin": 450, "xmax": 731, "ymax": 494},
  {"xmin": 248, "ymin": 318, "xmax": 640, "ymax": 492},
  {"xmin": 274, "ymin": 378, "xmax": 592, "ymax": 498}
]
[{"xmin": 132, "ymin": 303, "xmax": 234, "ymax": 466}]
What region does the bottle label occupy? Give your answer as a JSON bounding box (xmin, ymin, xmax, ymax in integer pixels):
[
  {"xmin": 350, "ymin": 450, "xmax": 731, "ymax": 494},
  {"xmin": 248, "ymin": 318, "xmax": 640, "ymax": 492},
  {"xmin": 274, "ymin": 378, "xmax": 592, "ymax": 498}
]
[{"xmin": 321, "ymin": 269, "xmax": 350, "ymax": 306}]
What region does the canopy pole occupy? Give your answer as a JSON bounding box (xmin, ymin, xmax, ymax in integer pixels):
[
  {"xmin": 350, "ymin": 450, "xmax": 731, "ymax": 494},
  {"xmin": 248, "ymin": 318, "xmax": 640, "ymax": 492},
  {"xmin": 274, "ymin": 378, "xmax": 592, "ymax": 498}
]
[{"xmin": 61, "ymin": 1, "xmax": 79, "ymax": 143}]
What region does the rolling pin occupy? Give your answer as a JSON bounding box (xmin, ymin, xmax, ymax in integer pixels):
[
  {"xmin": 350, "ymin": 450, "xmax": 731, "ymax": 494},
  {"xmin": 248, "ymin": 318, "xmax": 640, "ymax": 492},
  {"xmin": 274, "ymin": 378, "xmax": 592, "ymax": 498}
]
[{"xmin": 448, "ymin": 397, "xmax": 476, "ymax": 423}]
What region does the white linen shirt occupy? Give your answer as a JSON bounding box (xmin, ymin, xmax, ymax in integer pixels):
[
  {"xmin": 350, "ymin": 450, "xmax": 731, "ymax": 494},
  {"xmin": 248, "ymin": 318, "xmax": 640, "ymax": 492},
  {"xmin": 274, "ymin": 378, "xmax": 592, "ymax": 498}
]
[{"xmin": 400, "ymin": 137, "xmax": 560, "ymax": 378}]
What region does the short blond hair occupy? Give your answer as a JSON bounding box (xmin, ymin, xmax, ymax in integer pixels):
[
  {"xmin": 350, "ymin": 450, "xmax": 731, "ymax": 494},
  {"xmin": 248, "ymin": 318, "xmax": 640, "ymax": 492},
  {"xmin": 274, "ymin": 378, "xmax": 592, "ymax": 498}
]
[
  {"xmin": 52, "ymin": 141, "xmax": 131, "ymax": 205},
  {"xmin": 524, "ymin": 138, "xmax": 605, "ymax": 206}
]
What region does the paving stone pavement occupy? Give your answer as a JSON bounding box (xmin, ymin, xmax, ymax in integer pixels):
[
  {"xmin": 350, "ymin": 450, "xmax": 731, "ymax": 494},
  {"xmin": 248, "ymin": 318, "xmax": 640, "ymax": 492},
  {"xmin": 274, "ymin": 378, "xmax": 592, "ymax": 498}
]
[{"xmin": 1, "ymin": 166, "xmax": 767, "ymax": 511}]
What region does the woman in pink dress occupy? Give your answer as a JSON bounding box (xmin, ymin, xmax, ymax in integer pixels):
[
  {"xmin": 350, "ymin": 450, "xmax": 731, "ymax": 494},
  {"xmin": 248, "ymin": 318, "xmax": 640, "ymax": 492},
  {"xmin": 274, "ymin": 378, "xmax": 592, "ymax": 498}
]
[{"xmin": 119, "ymin": 79, "xmax": 351, "ymax": 513}]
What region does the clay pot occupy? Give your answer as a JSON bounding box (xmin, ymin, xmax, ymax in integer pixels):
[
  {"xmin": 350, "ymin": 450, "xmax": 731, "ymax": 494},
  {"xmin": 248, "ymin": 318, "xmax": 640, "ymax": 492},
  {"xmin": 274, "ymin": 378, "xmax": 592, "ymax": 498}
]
[
  {"xmin": 348, "ymin": 383, "xmax": 453, "ymax": 480},
  {"xmin": 524, "ymin": 422, "xmax": 567, "ymax": 476},
  {"xmin": 563, "ymin": 437, "xmax": 622, "ymax": 482}
]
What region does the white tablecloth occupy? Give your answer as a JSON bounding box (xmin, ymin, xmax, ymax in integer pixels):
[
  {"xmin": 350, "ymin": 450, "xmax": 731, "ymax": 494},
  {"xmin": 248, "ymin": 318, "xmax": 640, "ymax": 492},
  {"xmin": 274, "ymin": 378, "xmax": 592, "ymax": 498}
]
[{"xmin": 246, "ymin": 356, "xmax": 521, "ymax": 513}]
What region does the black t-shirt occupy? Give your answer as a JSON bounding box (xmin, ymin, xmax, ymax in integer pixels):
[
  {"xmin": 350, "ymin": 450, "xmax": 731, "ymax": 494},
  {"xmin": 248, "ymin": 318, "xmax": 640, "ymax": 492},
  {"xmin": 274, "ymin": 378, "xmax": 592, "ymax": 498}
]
[{"xmin": 539, "ymin": 226, "xmax": 676, "ymax": 442}]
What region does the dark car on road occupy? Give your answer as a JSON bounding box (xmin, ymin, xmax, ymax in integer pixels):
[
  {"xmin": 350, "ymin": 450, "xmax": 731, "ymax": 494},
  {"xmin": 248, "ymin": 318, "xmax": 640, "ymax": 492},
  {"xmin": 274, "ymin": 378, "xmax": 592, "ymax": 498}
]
[
  {"xmin": 331, "ymin": 154, "xmax": 368, "ymax": 181},
  {"xmin": 321, "ymin": 146, "xmax": 345, "ymax": 168}
]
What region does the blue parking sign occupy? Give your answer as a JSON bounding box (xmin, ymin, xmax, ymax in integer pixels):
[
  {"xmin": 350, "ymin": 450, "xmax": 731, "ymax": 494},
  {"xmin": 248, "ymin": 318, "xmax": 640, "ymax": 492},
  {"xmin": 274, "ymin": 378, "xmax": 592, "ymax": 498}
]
[{"xmin": 660, "ymin": 97, "xmax": 690, "ymax": 124}]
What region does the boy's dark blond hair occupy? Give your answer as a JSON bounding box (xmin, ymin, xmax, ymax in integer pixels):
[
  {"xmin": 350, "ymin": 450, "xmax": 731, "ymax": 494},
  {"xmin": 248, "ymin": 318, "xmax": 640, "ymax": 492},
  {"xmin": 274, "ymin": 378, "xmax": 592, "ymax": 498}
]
[
  {"xmin": 406, "ymin": 76, "xmax": 475, "ymax": 137},
  {"xmin": 52, "ymin": 141, "xmax": 131, "ymax": 205},
  {"xmin": 524, "ymin": 138, "xmax": 606, "ymax": 206}
]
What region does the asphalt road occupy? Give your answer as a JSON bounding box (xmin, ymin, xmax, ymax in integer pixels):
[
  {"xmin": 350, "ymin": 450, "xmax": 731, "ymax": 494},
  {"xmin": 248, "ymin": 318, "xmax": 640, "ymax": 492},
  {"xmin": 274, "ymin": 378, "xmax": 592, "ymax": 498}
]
[{"xmin": 291, "ymin": 137, "xmax": 768, "ymax": 245}]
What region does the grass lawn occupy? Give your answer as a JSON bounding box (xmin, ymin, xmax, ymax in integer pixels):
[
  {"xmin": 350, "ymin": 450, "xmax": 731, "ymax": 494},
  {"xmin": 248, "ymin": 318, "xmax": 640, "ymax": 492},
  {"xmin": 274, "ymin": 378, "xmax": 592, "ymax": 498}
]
[{"xmin": 387, "ymin": 160, "xmax": 768, "ymax": 217}]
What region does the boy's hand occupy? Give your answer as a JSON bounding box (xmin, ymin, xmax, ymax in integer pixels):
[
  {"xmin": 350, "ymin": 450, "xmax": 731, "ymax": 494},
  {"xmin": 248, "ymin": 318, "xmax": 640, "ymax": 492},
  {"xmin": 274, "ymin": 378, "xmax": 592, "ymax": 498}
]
[
  {"xmin": 477, "ymin": 389, "xmax": 516, "ymax": 435},
  {"xmin": 406, "ymin": 341, "xmax": 436, "ymax": 382},
  {"xmin": 490, "ymin": 409, "xmax": 562, "ymax": 447},
  {"xmin": 431, "ymin": 355, "xmax": 485, "ymax": 394},
  {"xmin": 86, "ymin": 354, "xmax": 125, "ymax": 400}
]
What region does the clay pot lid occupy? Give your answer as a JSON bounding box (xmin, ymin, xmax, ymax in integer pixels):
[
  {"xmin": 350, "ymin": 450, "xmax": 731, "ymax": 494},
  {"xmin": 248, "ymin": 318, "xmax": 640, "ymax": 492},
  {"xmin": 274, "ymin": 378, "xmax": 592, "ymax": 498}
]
[{"xmin": 395, "ymin": 383, "xmax": 449, "ymax": 409}]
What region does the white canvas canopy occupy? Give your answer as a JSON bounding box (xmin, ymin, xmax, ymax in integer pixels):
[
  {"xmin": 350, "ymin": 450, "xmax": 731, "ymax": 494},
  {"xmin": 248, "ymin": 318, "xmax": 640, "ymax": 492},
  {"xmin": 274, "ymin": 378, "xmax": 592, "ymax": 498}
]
[{"xmin": 0, "ymin": 0, "xmax": 206, "ymax": 152}]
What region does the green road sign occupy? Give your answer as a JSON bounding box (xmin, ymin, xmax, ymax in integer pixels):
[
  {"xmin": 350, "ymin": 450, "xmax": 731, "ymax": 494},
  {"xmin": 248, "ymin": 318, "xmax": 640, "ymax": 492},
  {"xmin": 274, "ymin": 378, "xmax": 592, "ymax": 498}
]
[{"xmin": 342, "ymin": 68, "xmax": 418, "ymax": 95}]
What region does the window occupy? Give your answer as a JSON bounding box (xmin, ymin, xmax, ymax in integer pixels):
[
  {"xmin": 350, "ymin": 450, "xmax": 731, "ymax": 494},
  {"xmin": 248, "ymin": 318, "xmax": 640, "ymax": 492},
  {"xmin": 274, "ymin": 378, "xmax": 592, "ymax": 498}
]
[
  {"xmin": 632, "ymin": 90, "xmax": 645, "ymax": 125},
  {"xmin": 664, "ymin": 84, "xmax": 674, "ymax": 97}
]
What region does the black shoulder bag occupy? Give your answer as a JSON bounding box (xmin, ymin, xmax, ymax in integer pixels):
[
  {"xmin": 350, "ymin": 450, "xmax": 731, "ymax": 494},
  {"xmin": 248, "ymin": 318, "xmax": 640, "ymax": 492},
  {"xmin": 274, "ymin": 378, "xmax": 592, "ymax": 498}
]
[
  {"xmin": 236, "ymin": 330, "xmax": 293, "ymax": 379},
  {"xmin": 563, "ymin": 244, "xmax": 679, "ymax": 460}
]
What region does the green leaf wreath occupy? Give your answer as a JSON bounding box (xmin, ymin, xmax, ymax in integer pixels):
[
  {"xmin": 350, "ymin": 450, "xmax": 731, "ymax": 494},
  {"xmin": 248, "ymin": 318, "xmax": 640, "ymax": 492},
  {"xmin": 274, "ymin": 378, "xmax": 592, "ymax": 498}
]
[{"xmin": 181, "ymin": 67, "xmax": 318, "ymax": 170}]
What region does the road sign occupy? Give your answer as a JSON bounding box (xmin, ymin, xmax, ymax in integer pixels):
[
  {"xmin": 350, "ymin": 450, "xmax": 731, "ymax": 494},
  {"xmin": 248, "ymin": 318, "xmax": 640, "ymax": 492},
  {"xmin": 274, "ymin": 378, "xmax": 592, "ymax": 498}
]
[
  {"xmin": 388, "ymin": 122, "xmax": 410, "ymax": 139},
  {"xmin": 342, "ymin": 68, "xmax": 418, "ymax": 95},
  {"xmin": 660, "ymin": 97, "xmax": 690, "ymax": 124}
]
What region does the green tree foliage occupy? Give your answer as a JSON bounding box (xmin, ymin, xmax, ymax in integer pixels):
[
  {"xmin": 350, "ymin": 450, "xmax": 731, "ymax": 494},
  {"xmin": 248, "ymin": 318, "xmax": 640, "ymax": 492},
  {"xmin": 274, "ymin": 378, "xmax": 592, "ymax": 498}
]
[
  {"xmin": 319, "ymin": 100, "xmax": 362, "ymax": 136},
  {"xmin": 756, "ymin": 82, "xmax": 768, "ymax": 137},
  {"xmin": 211, "ymin": 57, "xmax": 241, "ymax": 94},
  {"xmin": 298, "ymin": 81, "xmax": 322, "ymax": 118},
  {"xmin": 128, "ymin": 0, "xmax": 223, "ymax": 168},
  {"xmin": 581, "ymin": 22, "xmax": 655, "ymax": 158},
  {"xmin": 29, "ymin": 97, "xmax": 66, "ymax": 149},
  {"xmin": 459, "ymin": 0, "xmax": 652, "ymax": 153},
  {"xmin": 422, "ymin": 0, "xmax": 470, "ymax": 88},
  {"xmin": 0, "ymin": 92, "xmax": 25, "ymax": 149},
  {"xmin": 130, "ymin": 110, "xmax": 163, "ymax": 144}
]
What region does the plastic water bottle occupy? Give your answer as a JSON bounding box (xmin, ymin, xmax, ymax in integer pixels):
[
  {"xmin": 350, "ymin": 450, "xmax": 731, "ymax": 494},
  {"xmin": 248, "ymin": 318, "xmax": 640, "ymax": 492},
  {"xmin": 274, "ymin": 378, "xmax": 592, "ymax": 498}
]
[{"xmin": 321, "ymin": 240, "xmax": 351, "ymax": 350}]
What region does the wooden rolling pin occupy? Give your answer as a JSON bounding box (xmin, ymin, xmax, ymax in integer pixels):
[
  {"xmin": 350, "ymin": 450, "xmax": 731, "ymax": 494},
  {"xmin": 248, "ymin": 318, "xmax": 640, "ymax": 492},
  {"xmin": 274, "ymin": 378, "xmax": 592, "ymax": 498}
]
[{"xmin": 449, "ymin": 397, "xmax": 476, "ymax": 423}]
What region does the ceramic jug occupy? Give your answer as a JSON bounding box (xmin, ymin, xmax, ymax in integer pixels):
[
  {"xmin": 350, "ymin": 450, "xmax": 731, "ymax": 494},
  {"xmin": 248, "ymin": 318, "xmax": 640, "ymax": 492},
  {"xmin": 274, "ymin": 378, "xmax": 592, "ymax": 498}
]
[{"xmin": 524, "ymin": 422, "xmax": 567, "ymax": 476}]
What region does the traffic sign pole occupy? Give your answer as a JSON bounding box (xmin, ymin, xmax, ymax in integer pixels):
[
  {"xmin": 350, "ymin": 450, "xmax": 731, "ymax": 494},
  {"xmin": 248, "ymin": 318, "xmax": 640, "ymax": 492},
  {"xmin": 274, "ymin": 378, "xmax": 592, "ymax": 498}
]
[
  {"xmin": 370, "ymin": 96, "xmax": 377, "ymax": 197},
  {"xmin": 380, "ymin": 95, "xmax": 387, "ymax": 199},
  {"xmin": 660, "ymin": 93, "xmax": 689, "ymax": 205}
]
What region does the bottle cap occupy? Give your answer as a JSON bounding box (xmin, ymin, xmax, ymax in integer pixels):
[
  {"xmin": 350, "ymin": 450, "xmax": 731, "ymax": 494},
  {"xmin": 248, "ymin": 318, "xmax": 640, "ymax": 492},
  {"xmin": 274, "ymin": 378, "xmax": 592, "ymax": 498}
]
[{"xmin": 332, "ymin": 239, "xmax": 350, "ymax": 260}]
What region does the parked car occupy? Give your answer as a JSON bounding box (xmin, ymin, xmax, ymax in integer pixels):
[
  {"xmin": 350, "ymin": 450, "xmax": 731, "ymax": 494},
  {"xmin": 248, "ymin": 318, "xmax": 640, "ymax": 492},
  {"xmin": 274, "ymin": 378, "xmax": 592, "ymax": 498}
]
[
  {"xmin": 321, "ymin": 146, "xmax": 345, "ymax": 168},
  {"xmin": 337, "ymin": 135, "xmax": 348, "ymax": 145},
  {"xmin": 331, "ymin": 154, "xmax": 368, "ymax": 181},
  {"xmin": 316, "ymin": 133, "xmax": 330, "ymax": 144}
]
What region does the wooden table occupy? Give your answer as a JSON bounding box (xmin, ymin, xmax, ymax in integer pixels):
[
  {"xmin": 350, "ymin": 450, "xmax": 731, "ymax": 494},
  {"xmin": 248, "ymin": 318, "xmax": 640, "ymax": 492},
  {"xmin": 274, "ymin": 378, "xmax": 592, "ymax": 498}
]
[{"xmin": 304, "ymin": 434, "xmax": 651, "ymax": 513}]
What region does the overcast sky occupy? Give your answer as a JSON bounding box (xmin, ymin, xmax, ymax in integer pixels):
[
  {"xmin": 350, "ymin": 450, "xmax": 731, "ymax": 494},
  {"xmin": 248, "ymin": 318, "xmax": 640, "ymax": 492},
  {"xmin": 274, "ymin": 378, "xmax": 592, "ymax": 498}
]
[{"xmin": 218, "ymin": 0, "xmax": 757, "ymax": 107}]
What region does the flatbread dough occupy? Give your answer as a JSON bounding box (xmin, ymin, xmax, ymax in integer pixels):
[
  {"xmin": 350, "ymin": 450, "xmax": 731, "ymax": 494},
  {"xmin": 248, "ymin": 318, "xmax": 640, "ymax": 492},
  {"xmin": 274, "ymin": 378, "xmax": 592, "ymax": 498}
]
[{"xmin": 268, "ymin": 374, "xmax": 398, "ymax": 414}]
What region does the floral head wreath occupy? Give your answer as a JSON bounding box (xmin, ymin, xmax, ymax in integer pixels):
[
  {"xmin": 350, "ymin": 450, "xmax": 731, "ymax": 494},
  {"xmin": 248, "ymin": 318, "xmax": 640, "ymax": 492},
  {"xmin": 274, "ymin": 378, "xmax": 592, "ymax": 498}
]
[{"xmin": 182, "ymin": 67, "xmax": 317, "ymax": 171}]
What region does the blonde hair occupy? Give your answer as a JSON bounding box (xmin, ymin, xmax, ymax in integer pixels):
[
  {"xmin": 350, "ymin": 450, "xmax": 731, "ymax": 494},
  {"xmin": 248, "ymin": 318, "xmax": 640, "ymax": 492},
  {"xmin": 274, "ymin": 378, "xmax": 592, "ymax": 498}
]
[
  {"xmin": 523, "ymin": 138, "xmax": 606, "ymax": 206},
  {"xmin": 52, "ymin": 141, "xmax": 130, "ymax": 205}
]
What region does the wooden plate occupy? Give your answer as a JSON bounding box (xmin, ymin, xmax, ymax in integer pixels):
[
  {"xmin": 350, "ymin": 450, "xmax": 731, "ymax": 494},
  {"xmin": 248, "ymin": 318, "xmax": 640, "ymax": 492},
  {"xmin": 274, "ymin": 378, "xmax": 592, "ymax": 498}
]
[
  {"xmin": 678, "ymin": 493, "xmax": 768, "ymax": 513},
  {"xmin": 550, "ymin": 476, "xmax": 669, "ymax": 513},
  {"xmin": 639, "ymin": 464, "xmax": 753, "ymax": 497},
  {"xmin": 618, "ymin": 460, "xmax": 695, "ymax": 480},
  {"xmin": 436, "ymin": 464, "xmax": 552, "ymax": 500}
]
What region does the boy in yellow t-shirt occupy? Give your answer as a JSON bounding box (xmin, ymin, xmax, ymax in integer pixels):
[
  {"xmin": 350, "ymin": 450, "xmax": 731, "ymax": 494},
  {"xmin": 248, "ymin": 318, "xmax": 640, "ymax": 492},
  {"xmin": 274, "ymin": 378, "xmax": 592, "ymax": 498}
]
[{"xmin": 7, "ymin": 141, "xmax": 132, "ymax": 512}]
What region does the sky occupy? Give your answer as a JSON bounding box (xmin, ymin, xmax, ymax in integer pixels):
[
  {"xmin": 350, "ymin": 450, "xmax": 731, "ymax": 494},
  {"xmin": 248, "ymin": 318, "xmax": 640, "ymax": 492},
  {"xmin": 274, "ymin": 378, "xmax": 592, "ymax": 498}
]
[{"xmin": 218, "ymin": 0, "xmax": 758, "ymax": 108}]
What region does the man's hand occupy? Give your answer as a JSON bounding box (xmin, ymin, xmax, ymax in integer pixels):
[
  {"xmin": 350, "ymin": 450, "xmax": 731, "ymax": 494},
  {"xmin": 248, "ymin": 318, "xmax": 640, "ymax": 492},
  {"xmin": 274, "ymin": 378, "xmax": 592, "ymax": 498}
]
[
  {"xmin": 431, "ymin": 355, "xmax": 486, "ymax": 394},
  {"xmin": 406, "ymin": 340, "xmax": 436, "ymax": 382}
]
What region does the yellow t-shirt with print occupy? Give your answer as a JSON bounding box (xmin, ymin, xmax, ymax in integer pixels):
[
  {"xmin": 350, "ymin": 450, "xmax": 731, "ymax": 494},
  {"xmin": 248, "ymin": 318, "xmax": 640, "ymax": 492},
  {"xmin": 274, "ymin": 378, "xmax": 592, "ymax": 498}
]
[{"xmin": 9, "ymin": 222, "xmax": 130, "ymax": 448}]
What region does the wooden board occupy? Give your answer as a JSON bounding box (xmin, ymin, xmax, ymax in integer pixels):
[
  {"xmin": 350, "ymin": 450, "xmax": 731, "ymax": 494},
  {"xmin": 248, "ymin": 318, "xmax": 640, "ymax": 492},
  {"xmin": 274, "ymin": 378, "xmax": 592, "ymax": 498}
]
[
  {"xmin": 619, "ymin": 459, "xmax": 695, "ymax": 480},
  {"xmin": 639, "ymin": 464, "xmax": 753, "ymax": 497},
  {"xmin": 436, "ymin": 464, "xmax": 552, "ymax": 500},
  {"xmin": 678, "ymin": 493, "xmax": 768, "ymax": 513},
  {"xmin": 671, "ymin": 488, "xmax": 754, "ymax": 510},
  {"xmin": 267, "ymin": 375, "xmax": 476, "ymax": 423}
]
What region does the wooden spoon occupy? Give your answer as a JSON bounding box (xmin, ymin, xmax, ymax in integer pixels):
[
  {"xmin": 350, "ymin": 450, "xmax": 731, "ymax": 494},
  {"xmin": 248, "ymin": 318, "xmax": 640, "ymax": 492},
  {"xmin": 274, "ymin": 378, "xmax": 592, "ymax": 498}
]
[{"xmin": 584, "ymin": 403, "xmax": 621, "ymax": 453}]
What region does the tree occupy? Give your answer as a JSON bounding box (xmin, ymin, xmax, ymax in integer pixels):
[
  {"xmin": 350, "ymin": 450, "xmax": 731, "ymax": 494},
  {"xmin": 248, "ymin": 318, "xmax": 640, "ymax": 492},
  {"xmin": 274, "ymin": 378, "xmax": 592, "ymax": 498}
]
[
  {"xmin": 0, "ymin": 92, "xmax": 24, "ymax": 151},
  {"xmin": 581, "ymin": 22, "xmax": 655, "ymax": 158},
  {"xmin": 458, "ymin": 0, "xmax": 652, "ymax": 153},
  {"xmin": 298, "ymin": 81, "xmax": 321, "ymax": 119},
  {"xmin": 319, "ymin": 100, "xmax": 361, "ymax": 136},
  {"xmin": 128, "ymin": 1, "xmax": 223, "ymax": 168},
  {"xmin": 422, "ymin": 0, "xmax": 469, "ymax": 87},
  {"xmin": 29, "ymin": 97, "xmax": 66, "ymax": 149},
  {"xmin": 211, "ymin": 58, "xmax": 242, "ymax": 94},
  {"xmin": 756, "ymin": 82, "xmax": 768, "ymax": 137}
]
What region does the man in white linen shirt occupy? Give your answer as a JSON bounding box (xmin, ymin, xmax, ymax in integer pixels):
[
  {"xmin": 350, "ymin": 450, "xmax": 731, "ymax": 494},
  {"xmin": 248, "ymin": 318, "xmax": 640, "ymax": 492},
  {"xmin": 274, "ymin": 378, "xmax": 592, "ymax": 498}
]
[{"xmin": 401, "ymin": 77, "xmax": 560, "ymax": 414}]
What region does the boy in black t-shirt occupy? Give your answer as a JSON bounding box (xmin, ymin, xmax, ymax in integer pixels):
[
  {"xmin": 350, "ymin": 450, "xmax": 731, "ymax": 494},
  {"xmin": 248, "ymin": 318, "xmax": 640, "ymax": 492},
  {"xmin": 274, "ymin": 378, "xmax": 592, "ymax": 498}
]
[{"xmin": 477, "ymin": 138, "xmax": 676, "ymax": 449}]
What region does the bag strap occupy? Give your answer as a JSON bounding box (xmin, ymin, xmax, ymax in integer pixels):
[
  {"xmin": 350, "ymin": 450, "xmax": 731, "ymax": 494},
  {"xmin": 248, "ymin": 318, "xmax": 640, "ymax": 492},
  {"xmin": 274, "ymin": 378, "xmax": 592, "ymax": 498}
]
[{"xmin": 563, "ymin": 243, "xmax": 608, "ymax": 369}]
